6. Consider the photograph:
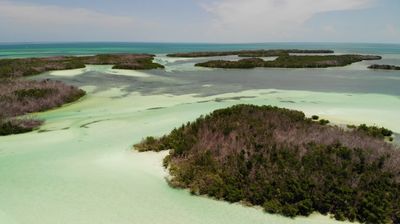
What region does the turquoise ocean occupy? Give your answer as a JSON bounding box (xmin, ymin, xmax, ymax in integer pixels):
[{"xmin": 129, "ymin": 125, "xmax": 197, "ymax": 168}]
[{"xmin": 1, "ymin": 42, "xmax": 400, "ymax": 58}]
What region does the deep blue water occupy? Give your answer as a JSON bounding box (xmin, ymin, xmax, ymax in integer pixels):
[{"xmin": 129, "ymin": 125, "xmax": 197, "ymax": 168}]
[{"xmin": 1, "ymin": 42, "xmax": 400, "ymax": 58}]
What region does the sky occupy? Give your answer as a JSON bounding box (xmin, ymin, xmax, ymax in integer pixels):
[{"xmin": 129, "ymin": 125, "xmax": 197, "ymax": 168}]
[{"xmin": 0, "ymin": 0, "xmax": 399, "ymax": 43}]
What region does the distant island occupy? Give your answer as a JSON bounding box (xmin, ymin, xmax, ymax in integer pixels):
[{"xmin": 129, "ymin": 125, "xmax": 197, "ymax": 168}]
[
  {"xmin": 166, "ymin": 49, "xmax": 382, "ymax": 69},
  {"xmin": 368, "ymin": 64, "xmax": 400, "ymax": 70},
  {"xmin": 196, "ymin": 55, "xmax": 382, "ymax": 69},
  {"xmin": 0, "ymin": 54, "xmax": 164, "ymax": 78},
  {"xmin": 167, "ymin": 49, "xmax": 335, "ymax": 58},
  {"xmin": 135, "ymin": 105, "xmax": 399, "ymax": 224},
  {"xmin": 0, "ymin": 54, "xmax": 164, "ymax": 136}
]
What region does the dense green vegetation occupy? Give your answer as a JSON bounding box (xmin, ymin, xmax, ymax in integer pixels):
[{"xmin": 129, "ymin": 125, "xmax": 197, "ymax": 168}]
[
  {"xmin": 0, "ymin": 57, "xmax": 85, "ymax": 78},
  {"xmin": 196, "ymin": 55, "xmax": 382, "ymax": 69},
  {"xmin": 135, "ymin": 105, "xmax": 399, "ymax": 223},
  {"xmin": 112, "ymin": 57, "xmax": 165, "ymax": 70},
  {"xmin": 368, "ymin": 64, "xmax": 400, "ymax": 70},
  {"xmin": 0, "ymin": 79, "xmax": 86, "ymax": 136},
  {"xmin": 348, "ymin": 124, "xmax": 394, "ymax": 140},
  {"xmin": 167, "ymin": 49, "xmax": 335, "ymax": 58},
  {"xmin": 0, "ymin": 120, "xmax": 31, "ymax": 136},
  {"xmin": 0, "ymin": 118, "xmax": 43, "ymax": 136},
  {"xmin": 319, "ymin": 119, "xmax": 330, "ymax": 125},
  {"xmin": 311, "ymin": 115, "xmax": 319, "ymax": 120},
  {"xmin": 13, "ymin": 88, "xmax": 56, "ymax": 100},
  {"xmin": 0, "ymin": 54, "xmax": 164, "ymax": 78}
]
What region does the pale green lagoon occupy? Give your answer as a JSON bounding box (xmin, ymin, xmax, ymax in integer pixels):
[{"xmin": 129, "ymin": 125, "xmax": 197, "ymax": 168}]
[{"xmin": 0, "ymin": 43, "xmax": 400, "ymax": 224}]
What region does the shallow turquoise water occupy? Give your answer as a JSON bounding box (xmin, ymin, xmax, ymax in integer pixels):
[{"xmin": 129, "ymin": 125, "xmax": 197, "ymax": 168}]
[
  {"xmin": 0, "ymin": 43, "xmax": 399, "ymax": 224},
  {"xmin": 2, "ymin": 84, "xmax": 399, "ymax": 224}
]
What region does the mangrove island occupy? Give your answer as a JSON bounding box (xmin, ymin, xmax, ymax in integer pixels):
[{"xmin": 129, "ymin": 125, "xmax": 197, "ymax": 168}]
[
  {"xmin": 135, "ymin": 104, "xmax": 399, "ymax": 224},
  {"xmin": 166, "ymin": 49, "xmax": 382, "ymax": 69},
  {"xmin": 0, "ymin": 79, "xmax": 85, "ymax": 136},
  {"xmin": 0, "ymin": 54, "xmax": 164, "ymax": 78},
  {"xmin": 368, "ymin": 64, "xmax": 400, "ymax": 70},
  {"xmin": 0, "ymin": 53, "xmax": 164, "ymax": 136},
  {"xmin": 167, "ymin": 49, "xmax": 335, "ymax": 58},
  {"xmin": 196, "ymin": 55, "xmax": 382, "ymax": 69}
]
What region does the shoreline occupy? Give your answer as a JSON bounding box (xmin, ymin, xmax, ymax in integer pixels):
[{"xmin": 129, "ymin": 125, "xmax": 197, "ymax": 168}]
[{"xmin": 1, "ymin": 60, "xmax": 399, "ymax": 224}]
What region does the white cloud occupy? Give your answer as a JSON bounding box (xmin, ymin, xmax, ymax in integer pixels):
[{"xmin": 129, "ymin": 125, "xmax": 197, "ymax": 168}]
[
  {"xmin": 203, "ymin": 0, "xmax": 373, "ymax": 42},
  {"xmin": 322, "ymin": 25, "xmax": 337, "ymax": 34},
  {"xmin": 385, "ymin": 24, "xmax": 400, "ymax": 37},
  {"xmin": 0, "ymin": 0, "xmax": 389, "ymax": 43},
  {"xmin": 0, "ymin": 1, "xmax": 135, "ymax": 28},
  {"xmin": 0, "ymin": 1, "xmax": 158, "ymax": 42}
]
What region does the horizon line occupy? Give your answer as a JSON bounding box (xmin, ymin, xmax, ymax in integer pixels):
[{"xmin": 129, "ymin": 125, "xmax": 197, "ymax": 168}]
[{"xmin": 0, "ymin": 41, "xmax": 400, "ymax": 45}]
